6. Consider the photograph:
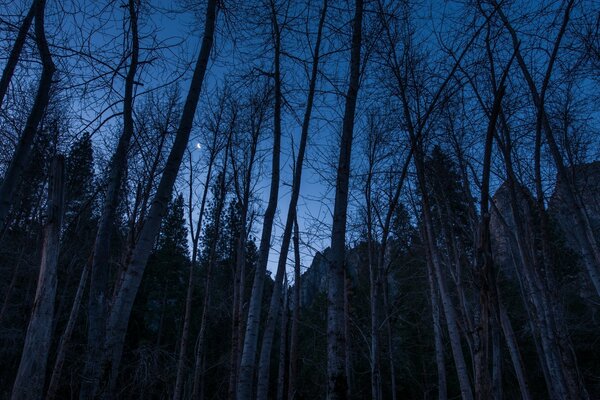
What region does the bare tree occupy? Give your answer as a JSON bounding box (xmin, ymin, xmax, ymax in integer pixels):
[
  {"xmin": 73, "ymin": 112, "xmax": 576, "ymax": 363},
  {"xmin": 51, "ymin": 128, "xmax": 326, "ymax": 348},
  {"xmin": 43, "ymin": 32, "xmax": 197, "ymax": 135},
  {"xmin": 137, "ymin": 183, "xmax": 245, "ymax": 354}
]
[
  {"xmin": 0, "ymin": 0, "xmax": 39, "ymax": 110},
  {"xmin": 88, "ymin": 0, "xmax": 219, "ymax": 395},
  {"xmin": 237, "ymin": 0, "xmax": 284, "ymax": 396},
  {"xmin": 255, "ymin": 0, "xmax": 328, "ymax": 397},
  {"xmin": 80, "ymin": 1, "xmax": 140, "ymax": 396},
  {"xmin": 327, "ymin": 0, "xmax": 363, "ymax": 398}
]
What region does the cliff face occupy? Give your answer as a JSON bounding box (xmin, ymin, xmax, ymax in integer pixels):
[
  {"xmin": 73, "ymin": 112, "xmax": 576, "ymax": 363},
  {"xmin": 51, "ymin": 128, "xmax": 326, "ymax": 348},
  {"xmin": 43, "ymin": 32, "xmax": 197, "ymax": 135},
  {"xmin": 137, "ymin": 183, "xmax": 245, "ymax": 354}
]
[
  {"xmin": 548, "ymin": 161, "xmax": 600, "ymax": 255},
  {"xmin": 489, "ymin": 162, "xmax": 600, "ymax": 282},
  {"xmin": 299, "ymin": 246, "xmax": 361, "ymax": 307},
  {"xmin": 300, "ymin": 249, "xmax": 329, "ymax": 307},
  {"xmin": 489, "ymin": 182, "xmax": 535, "ymax": 276}
]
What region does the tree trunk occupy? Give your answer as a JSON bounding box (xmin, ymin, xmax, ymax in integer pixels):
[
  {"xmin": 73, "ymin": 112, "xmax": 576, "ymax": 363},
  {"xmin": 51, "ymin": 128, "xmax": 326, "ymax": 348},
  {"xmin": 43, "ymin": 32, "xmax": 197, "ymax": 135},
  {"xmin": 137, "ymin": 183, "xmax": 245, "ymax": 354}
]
[
  {"xmin": 94, "ymin": 0, "xmax": 218, "ymax": 395},
  {"xmin": 228, "ymin": 125, "xmax": 259, "ymax": 400},
  {"xmin": 46, "ymin": 258, "xmax": 90, "ymax": 400},
  {"xmin": 416, "ymin": 161, "xmax": 474, "ymax": 400},
  {"xmin": 498, "ymin": 303, "xmax": 531, "ymax": 400},
  {"xmin": 327, "ymin": 0, "xmax": 363, "ymax": 398},
  {"xmin": 173, "ymin": 146, "xmax": 216, "ymax": 400},
  {"xmin": 192, "ymin": 136, "xmax": 232, "ymax": 398},
  {"xmin": 426, "ymin": 256, "xmax": 447, "ymax": 400},
  {"xmin": 254, "ymin": 1, "xmax": 327, "ymax": 396},
  {"xmin": 287, "ymin": 217, "xmax": 301, "ymax": 400},
  {"xmin": 11, "ymin": 155, "xmax": 64, "ymax": 400},
  {"xmin": 236, "ymin": 3, "xmax": 283, "ymax": 396},
  {"xmin": 497, "ymin": 0, "xmax": 600, "ymax": 300},
  {"xmin": 0, "ymin": 0, "xmax": 55, "ymax": 236},
  {"xmin": 276, "ymin": 282, "xmax": 289, "ymax": 400},
  {"xmin": 80, "ymin": 1, "xmax": 140, "ymax": 397}
]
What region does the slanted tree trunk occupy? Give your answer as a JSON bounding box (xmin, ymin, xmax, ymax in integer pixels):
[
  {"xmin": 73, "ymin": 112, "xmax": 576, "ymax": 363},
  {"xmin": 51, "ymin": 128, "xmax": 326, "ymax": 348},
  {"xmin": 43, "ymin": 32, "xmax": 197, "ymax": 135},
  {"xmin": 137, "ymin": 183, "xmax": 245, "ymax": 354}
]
[
  {"xmin": 46, "ymin": 257, "xmax": 90, "ymax": 400},
  {"xmin": 0, "ymin": 0, "xmax": 39, "ymax": 110},
  {"xmin": 94, "ymin": 0, "xmax": 218, "ymax": 395},
  {"xmin": 0, "ymin": 0, "xmax": 55, "ymax": 236},
  {"xmin": 498, "ymin": 302, "xmax": 531, "ymax": 400},
  {"xmin": 327, "ymin": 0, "xmax": 363, "ymax": 398},
  {"xmin": 80, "ymin": 1, "xmax": 140, "ymax": 397},
  {"xmin": 237, "ymin": 3, "xmax": 283, "ymax": 397},
  {"xmin": 11, "ymin": 155, "xmax": 64, "ymax": 400}
]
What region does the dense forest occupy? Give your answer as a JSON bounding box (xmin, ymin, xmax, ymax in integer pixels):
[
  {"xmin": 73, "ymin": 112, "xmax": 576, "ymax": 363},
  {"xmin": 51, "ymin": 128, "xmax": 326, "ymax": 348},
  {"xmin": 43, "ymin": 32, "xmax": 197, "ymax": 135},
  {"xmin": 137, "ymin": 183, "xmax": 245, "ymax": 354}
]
[{"xmin": 1, "ymin": 0, "xmax": 600, "ymax": 399}]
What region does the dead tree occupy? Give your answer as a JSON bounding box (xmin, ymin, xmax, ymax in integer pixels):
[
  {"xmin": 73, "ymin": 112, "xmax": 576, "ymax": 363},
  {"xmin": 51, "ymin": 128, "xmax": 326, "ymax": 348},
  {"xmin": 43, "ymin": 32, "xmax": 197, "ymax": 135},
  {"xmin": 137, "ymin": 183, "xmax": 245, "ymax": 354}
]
[{"xmin": 11, "ymin": 156, "xmax": 64, "ymax": 400}]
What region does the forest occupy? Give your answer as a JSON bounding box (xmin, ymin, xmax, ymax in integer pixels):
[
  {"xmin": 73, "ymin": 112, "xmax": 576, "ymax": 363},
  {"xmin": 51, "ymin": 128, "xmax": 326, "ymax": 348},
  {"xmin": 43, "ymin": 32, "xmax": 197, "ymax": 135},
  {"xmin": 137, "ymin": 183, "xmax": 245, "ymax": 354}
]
[{"xmin": 1, "ymin": 0, "xmax": 600, "ymax": 399}]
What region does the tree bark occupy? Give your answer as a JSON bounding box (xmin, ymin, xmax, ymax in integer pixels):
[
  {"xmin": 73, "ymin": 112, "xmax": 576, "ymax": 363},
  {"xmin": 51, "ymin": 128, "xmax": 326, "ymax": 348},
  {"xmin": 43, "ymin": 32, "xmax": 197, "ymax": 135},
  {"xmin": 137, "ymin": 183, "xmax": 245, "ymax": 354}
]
[
  {"xmin": 327, "ymin": 0, "xmax": 363, "ymax": 398},
  {"xmin": 11, "ymin": 155, "xmax": 64, "ymax": 400}
]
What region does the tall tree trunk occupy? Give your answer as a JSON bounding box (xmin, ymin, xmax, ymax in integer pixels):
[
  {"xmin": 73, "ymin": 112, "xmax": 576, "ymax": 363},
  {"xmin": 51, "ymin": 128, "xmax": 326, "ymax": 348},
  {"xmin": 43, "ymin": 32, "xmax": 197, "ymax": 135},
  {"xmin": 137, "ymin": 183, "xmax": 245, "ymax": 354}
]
[
  {"xmin": 276, "ymin": 282, "xmax": 289, "ymax": 400},
  {"xmin": 254, "ymin": 1, "xmax": 327, "ymax": 396},
  {"xmin": 473, "ymin": 71, "xmax": 508, "ymax": 399},
  {"xmin": 237, "ymin": 3, "xmax": 283, "ymax": 397},
  {"xmin": 228, "ymin": 122, "xmax": 260, "ymax": 399},
  {"xmin": 0, "ymin": 0, "xmax": 55, "ymax": 236},
  {"xmin": 327, "ymin": 0, "xmax": 363, "ymax": 398},
  {"xmin": 287, "ymin": 217, "xmax": 301, "ymax": 400},
  {"xmin": 80, "ymin": 1, "xmax": 140, "ymax": 397},
  {"xmin": 94, "ymin": 0, "xmax": 218, "ymax": 395},
  {"xmin": 0, "ymin": 0, "xmax": 39, "ymax": 110},
  {"xmin": 173, "ymin": 144, "xmax": 217, "ymax": 400},
  {"xmin": 498, "ymin": 302, "xmax": 531, "ymax": 400},
  {"xmin": 366, "ymin": 166, "xmax": 382, "ymax": 400},
  {"xmin": 415, "ymin": 155, "xmax": 474, "ymax": 400},
  {"xmin": 192, "ymin": 134, "xmax": 232, "ymax": 398},
  {"xmin": 46, "ymin": 258, "xmax": 90, "ymax": 400},
  {"xmin": 11, "ymin": 155, "xmax": 64, "ymax": 400},
  {"xmin": 426, "ymin": 254, "xmax": 447, "ymax": 400}
]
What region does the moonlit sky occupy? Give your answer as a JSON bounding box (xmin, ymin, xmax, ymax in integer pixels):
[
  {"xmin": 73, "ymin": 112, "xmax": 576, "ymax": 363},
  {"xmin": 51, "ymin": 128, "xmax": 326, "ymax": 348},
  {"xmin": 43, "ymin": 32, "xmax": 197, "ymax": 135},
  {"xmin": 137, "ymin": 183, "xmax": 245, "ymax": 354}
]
[{"xmin": 2, "ymin": 0, "xmax": 599, "ymax": 277}]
